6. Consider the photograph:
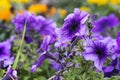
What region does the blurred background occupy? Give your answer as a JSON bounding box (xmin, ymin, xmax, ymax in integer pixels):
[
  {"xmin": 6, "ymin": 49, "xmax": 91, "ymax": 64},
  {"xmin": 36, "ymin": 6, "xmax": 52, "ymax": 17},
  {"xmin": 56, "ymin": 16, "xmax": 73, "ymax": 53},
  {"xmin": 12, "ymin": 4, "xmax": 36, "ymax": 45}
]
[
  {"xmin": 0, "ymin": 0, "xmax": 120, "ymax": 41},
  {"xmin": 1, "ymin": 0, "xmax": 120, "ymax": 24}
]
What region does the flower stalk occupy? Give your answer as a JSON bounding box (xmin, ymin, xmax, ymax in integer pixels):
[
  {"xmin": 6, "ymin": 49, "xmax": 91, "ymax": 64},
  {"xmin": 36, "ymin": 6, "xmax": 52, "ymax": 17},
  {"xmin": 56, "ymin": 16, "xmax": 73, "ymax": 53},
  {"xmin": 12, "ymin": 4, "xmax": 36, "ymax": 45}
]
[{"xmin": 13, "ymin": 23, "xmax": 26, "ymax": 69}]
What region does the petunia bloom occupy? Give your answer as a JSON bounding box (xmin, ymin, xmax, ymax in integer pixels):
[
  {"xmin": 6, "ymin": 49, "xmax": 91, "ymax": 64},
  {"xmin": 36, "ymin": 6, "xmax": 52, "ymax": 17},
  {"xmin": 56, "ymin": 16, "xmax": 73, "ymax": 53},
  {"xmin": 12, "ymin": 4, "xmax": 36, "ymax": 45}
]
[
  {"xmin": 0, "ymin": 40, "xmax": 12, "ymax": 61},
  {"xmin": 35, "ymin": 15, "xmax": 57, "ymax": 37},
  {"xmin": 103, "ymin": 58, "xmax": 120, "ymax": 77},
  {"xmin": 0, "ymin": 57, "xmax": 14, "ymax": 69},
  {"xmin": 40, "ymin": 35, "xmax": 56, "ymax": 51},
  {"xmin": 31, "ymin": 51, "xmax": 57, "ymax": 72},
  {"xmin": 12, "ymin": 12, "xmax": 37, "ymax": 33},
  {"xmin": 83, "ymin": 39, "xmax": 110, "ymax": 71},
  {"xmin": 92, "ymin": 14, "xmax": 119, "ymax": 33},
  {"xmin": 60, "ymin": 8, "xmax": 89, "ymax": 42},
  {"xmin": 0, "ymin": 37, "xmax": 14, "ymax": 69},
  {"xmin": 49, "ymin": 53, "xmax": 62, "ymax": 71},
  {"xmin": 117, "ymin": 31, "xmax": 120, "ymax": 47},
  {"xmin": 111, "ymin": 32, "xmax": 120, "ymax": 60}
]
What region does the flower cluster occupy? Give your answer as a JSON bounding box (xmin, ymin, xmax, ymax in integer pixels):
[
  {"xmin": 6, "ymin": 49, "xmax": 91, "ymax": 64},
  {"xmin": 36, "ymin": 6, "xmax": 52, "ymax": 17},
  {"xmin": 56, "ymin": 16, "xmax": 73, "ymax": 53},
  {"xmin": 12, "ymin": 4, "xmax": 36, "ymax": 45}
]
[
  {"xmin": 28, "ymin": 8, "xmax": 120, "ymax": 79},
  {"xmin": 1, "ymin": 7, "xmax": 120, "ymax": 80},
  {"xmin": 12, "ymin": 12, "xmax": 57, "ymax": 44},
  {"xmin": 26, "ymin": 8, "xmax": 120, "ymax": 79}
]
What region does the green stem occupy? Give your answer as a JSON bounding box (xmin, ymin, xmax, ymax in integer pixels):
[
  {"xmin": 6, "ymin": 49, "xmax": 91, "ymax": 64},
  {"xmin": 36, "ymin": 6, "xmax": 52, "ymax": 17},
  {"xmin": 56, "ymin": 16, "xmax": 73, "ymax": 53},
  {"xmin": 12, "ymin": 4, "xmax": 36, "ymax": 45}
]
[{"xmin": 13, "ymin": 23, "xmax": 26, "ymax": 69}]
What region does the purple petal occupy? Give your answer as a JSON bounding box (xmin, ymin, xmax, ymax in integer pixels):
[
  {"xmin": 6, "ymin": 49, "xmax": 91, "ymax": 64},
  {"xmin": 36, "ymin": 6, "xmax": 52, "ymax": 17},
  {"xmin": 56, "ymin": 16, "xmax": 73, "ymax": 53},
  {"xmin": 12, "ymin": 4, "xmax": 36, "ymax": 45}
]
[{"xmin": 83, "ymin": 52, "xmax": 98, "ymax": 61}]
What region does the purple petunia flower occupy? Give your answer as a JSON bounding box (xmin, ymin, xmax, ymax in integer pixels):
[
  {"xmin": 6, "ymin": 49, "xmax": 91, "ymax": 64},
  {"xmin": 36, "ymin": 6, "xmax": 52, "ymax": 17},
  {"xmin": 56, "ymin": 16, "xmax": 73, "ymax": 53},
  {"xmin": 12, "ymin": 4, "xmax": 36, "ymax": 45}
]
[
  {"xmin": 40, "ymin": 35, "xmax": 56, "ymax": 51},
  {"xmin": 53, "ymin": 75, "xmax": 61, "ymax": 80},
  {"xmin": 117, "ymin": 31, "xmax": 120, "ymax": 47},
  {"xmin": 35, "ymin": 16, "xmax": 57, "ymax": 37},
  {"xmin": 49, "ymin": 53, "xmax": 62, "ymax": 71},
  {"xmin": 12, "ymin": 12, "xmax": 37, "ymax": 33},
  {"xmin": 13, "ymin": 12, "xmax": 57, "ymax": 45},
  {"xmin": 111, "ymin": 32, "xmax": 120, "ymax": 60},
  {"xmin": 92, "ymin": 14, "xmax": 119, "ymax": 32},
  {"xmin": 50, "ymin": 60, "xmax": 61, "ymax": 71},
  {"xmin": 2, "ymin": 66, "xmax": 18, "ymax": 80},
  {"xmin": 83, "ymin": 38, "xmax": 111, "ymax": 71},
  {"xmin": 0, "ymin": 40, "xmax": 12, "ymax": 61},
  {"xmin": 0, "ymin": 37, "xmax": 14, "ymax": 69},
  {"xmin": 103, "ymin": 66, "xmax": 116, "ymax": 77},
  {"xmin": 31, "ymin": 52, "xmax": 47, "ymax": 72},
  {"xmin": 59, "ymin": 8, "xmax": 89, "ymax": 42},
  {"xmin": 103, "ymin": 58, "xmax": 120, "ymax": 77},
  {"xmin": 0, "ymin": 57, "xmax": 14, "ymax": 69},
  {"xmin": 31, "ymin": 51, "xmax": 57, "ymax": 72}
]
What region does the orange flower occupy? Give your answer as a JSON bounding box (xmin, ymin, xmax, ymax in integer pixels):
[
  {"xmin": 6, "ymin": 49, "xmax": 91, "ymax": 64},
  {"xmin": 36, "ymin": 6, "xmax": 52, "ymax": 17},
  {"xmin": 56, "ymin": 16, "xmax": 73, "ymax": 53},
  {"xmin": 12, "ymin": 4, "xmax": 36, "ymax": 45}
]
[
  {"xmin": 0, "ymin": 0, "xmax": 12, "ymax": 21},
  {"xmin": 28, "ymin": 4, "xmax": 47, "ymax": 14},
  {"xmin": 0, "ymin": 10, "xmax": 11, "ymax": 21},
  {"xmin": 47, "ymin": 7, "xmax": 56, "ymax": 16}
]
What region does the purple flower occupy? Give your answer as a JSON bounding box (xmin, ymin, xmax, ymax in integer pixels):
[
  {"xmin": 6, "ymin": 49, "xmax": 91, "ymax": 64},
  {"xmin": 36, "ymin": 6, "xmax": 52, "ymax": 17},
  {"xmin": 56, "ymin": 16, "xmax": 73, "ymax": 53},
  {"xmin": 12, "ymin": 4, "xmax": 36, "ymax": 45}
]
[
  {"xmin": 110, "ymin": 42, "xmax": 120, "ymax": 60},
  {"xmin": 83, "ymin": 39, "xmax": 110, "ymax": 71},
  {"xmin": 60, "ymin": 8, "xmax": 89, "ymax": 42},
  {"xmin": 0, "ymin": 40, "xmax": 12, "ymax": 61},
  {"xmin": 2, "ymin": 66, "xmax": 18, "ymax": 80},
  {"xmin": 117, "ymin": 31, "xmax": 120, "ymax": 47},
  {"xmin": 103, "ymin": 58, "xmax": 120, "ymax": 77},
  {"xmin": 92, "ymin": 14, "xmax": 119, "ymax": 32},
  {"xmin": 0, "ymin": 37, "xmax": 14, "ymax": 69},
  {"xmin": 53, "ymin": 75, "xmax": 61, "ymax": 80},
  {"xmin": 31, "ymin": 51, "xmax": 57, "ymax": 72},
  {"xmin": 111, "ymin": 32, "xmax": 120, "ymax": 60},
  {"xmin": 50, "ymin": 59, "xmax": 61, "ymax": 71},
  {"xmin": 35, "ymin": 16, "xmax": 57, "ymax": 37},
  {"xmin": 40, "ymin": 35, "xmax": 56, "ymax": 51},
  {"xmin": 103, "ymin": 66, "xmax": 116, "ymax": 77},
  {"xmin": 0, "ymin": 57, "xmax": 14, "ymax": 69},
  {"xmin": 49, "ymin": 53, "xmax": 62, "ymax": 71},
  {"xmin": 24, "ymin": 36, "xmax": 33, "ymax": 44},
  {"xmin": 12, "ymin": 12, "xmax": 37, "ymax": 33}
]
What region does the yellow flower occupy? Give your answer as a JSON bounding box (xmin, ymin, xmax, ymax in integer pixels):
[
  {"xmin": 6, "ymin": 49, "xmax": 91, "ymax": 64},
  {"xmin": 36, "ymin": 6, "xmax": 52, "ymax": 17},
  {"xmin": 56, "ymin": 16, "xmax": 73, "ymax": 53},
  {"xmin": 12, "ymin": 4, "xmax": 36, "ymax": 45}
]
[
  {"xmin": 0, "ymin": 0, "xmax": 12, "ymax": 21},
  {"xmin": 80, "ymin": 6, "xmax": 90, "ymax": 12},
  {"xmin": 58, "ymin": 9, "xmax": 67, "ymax": 17},
  {"xmin": 87, "ymin": 0, "xmax": 109, "ymax": 6},
  {"xmin": 110, "ymin": 0, "xmax": 120, "ymax": 5},
  {"xmin": 48, "ymin": 7, "xmax": 56, "ymax": 16},
  {"xmin": 28, "ymin": 4, "xmax": 47, "ymax": 14},
  {"xmin": 0, "ymin": 0, "xmax": 11, "ymax": 10},
  {"xmin": 87, "ymin": 0, "xmax": 97, "ymax": 4},
  {"xmin": 98, "ymin": 0, "xmax": 109, "ymax": 5},
  {"xmin": 9, "ymin": 0, "xmax": 31, "ymax": 3}
]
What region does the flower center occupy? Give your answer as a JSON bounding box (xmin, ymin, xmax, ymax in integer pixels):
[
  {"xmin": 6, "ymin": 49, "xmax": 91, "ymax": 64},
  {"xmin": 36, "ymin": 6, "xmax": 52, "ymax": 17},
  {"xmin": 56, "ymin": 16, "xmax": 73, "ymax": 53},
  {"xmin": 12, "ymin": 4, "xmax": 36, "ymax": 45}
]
[
  {"xmin": 95, "ymin": 49, "xmax": 104, "ymax": 57},
  {"xmin": 93, "ymin": 42, "xmax": 107, "ymax": 58},
  {"xmin": 69, "ymin": 22, "xmax": 78, "ymax": 31},
  {"xmin": 0, "ymin": 46, "xmax": 4, "ymax": 55}
]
